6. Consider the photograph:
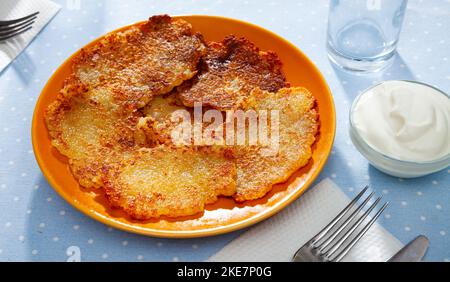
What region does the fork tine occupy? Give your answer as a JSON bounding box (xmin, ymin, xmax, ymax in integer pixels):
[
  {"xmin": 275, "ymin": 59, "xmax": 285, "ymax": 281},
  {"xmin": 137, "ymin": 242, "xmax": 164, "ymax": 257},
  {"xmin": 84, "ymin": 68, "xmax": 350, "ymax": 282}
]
[
  {"xmin": 332, "ymin": 202, "xmax": 389, "ymax": 262},
  {"xmin": 0, "ymin": 16, "xmax": 37, "ymax": 31},
  {"xmin": 311, "ymin": 186, "xmax": 369, "ymax": 244},
  {"xmin": 324, "ymin": 196, "xmax": 381, "ymax": 257},
  {"xmin": 0, "ymin": 12, "xmax": 39, "ymax": 26},
  {"xmin": 0, "ymin": 26, "xmax": 33, "ymax": 42},
  {"xmin": 316, "ymin": 192, "xmax": 375, "ymax": 251},
  {"xmin": 0, "ymin": 20, "xmax": 34, "ymax": 36}
]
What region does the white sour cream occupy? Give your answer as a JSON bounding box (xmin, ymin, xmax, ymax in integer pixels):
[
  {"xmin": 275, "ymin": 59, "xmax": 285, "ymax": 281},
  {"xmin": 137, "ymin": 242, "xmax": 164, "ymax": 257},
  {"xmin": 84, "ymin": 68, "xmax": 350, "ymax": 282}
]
[{"xmin": 352, "ymin": 81, "xmax": 450, "ymax": 162}]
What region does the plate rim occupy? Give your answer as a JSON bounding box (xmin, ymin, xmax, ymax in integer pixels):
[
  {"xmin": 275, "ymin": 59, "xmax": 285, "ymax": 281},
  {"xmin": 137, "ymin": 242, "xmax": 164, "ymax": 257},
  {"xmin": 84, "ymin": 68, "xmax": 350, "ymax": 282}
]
[{"xmin": 31, "ymin": 14, "xmax": 336, "ymax": 238}]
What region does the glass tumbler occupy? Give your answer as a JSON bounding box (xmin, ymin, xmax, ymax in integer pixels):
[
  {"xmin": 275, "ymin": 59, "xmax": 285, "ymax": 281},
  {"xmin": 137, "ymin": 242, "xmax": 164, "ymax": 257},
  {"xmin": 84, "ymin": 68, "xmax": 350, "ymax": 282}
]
[{"xmin": 327, "ymin": 0, "xmax": 408, "ymax": 72}]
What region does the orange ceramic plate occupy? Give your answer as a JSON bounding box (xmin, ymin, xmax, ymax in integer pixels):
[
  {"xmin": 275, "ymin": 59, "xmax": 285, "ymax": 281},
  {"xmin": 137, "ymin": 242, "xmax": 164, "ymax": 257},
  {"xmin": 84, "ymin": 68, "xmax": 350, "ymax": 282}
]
[{"xmin": 32, "ymin": 15, "xmax": 335, "ymax": 238}]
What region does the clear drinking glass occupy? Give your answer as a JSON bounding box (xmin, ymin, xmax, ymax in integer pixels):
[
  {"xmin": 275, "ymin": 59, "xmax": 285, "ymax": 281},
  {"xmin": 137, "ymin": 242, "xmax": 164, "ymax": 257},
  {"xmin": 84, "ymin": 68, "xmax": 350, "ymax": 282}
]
[{"xmin": 327, "ymin": 0, "xmax": 408, "ymax": 72}]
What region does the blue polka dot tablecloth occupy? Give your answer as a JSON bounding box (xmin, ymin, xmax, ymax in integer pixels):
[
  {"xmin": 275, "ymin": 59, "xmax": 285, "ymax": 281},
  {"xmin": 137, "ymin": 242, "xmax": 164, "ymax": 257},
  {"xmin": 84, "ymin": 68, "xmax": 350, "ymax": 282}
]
[{"xmin": 0, "ymin": 0, "xmax": 448, "ymax": 262}]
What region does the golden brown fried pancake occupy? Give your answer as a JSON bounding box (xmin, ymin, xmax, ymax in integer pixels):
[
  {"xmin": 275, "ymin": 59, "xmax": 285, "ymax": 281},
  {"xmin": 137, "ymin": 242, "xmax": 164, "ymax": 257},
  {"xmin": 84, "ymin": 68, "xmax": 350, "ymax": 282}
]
[
  {"xmin": 137, "ymin": 87, "xmax": 318, "ymax": 203},
  {"xmin": 177, "ymin": 36, "xmax": 288, "ymax": 110},
  {"xmin": 233, "ymin": 87, "xmax": 318, "ymax": 202},
  {"xmin": 136, "ymin": 94, "xmax": 190, "ymax": 146},
  {"xmin": 103, "ymin": 146, "xmax": 236, "ymax": 219},
  {"xmin": 137, "ymin": 93, "xmax": 227, "ymax": 146},
  {"xmin": 46, "ymin": 84, "xmax": 142, "ymax": 188},
  {"xmin": 71, "ymin": 15, "xmax": 206, "ymax": 110},
  {"xmin": 46, "ymin": 15, "xmax": 206, "ymax": 189}
]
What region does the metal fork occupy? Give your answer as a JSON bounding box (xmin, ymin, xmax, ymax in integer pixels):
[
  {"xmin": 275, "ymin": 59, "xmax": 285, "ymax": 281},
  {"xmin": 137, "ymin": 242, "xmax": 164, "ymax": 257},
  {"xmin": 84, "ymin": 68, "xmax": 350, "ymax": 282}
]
[
  {"xmin": 292, "ymin": 186, "xmax": 389, "ymax": 262},
  {"xmin": 0, "ymin": 12, "xmax": 39, "ymax": 42}
]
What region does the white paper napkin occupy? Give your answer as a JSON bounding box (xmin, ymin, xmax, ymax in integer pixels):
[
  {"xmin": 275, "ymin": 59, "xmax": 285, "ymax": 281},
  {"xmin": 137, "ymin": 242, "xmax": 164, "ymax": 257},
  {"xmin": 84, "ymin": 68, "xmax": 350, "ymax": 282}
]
[
  {"xmin": 0, "ymin": 0, "xmax": 60, "ymax": 73},
  {"xmin": 209, "ymin": 178, "xmax": 403, "ymax": 262}
]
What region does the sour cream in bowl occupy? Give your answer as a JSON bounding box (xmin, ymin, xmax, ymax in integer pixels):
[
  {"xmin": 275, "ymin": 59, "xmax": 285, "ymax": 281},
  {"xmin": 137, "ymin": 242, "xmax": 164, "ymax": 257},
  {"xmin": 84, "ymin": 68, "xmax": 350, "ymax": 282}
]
[{"xmin": 350, "ymin": 80, "xmax": 450, "ymax": 178}]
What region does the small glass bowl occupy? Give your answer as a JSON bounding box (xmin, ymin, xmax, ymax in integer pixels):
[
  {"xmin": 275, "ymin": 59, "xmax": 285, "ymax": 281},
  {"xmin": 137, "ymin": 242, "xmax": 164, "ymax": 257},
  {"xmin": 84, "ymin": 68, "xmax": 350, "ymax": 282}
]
[{"xmin": 349, "ymin": 80, "xmax": 450, "ymax": 178}]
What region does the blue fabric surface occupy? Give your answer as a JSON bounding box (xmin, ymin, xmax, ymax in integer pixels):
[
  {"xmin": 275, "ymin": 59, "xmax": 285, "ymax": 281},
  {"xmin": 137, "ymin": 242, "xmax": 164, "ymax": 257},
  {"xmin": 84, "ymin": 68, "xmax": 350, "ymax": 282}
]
[{"xmin": 0, "ymin": 0, "xmax": 448, "ymax": 262}]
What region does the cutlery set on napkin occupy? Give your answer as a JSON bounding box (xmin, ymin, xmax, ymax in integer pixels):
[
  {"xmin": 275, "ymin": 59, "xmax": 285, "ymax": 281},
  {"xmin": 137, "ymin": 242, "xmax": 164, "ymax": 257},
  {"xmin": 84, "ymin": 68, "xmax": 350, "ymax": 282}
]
[
  {"xmin": 0, "ymin": 0, "xmax": 60, "ymax": 73},
  {"xmin": 210, "ymin": 179, "xmax": 428, "ymax": 262}
]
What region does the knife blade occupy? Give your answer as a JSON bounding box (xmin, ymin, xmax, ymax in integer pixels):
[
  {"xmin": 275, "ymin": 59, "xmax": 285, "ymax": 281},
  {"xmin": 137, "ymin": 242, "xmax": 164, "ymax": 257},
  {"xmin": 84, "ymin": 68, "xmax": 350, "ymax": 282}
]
[{"xmin": 388, "ymin": 235, "xmax": 429, "ymax": 262}]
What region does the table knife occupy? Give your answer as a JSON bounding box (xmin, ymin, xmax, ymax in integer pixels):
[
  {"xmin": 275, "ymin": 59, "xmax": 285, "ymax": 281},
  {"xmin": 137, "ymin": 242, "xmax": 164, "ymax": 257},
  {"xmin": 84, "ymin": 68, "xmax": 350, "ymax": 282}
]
[{"xmin": 388, "ymin": 235, "xmax": 429, "ymax": 262}]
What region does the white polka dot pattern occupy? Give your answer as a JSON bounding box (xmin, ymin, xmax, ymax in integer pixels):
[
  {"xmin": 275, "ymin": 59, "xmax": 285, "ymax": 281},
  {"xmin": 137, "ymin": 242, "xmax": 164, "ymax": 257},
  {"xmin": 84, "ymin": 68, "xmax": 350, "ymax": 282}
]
[{"xmin": 0, "ymin": 0, "xmax": 448, "ymax": 262}]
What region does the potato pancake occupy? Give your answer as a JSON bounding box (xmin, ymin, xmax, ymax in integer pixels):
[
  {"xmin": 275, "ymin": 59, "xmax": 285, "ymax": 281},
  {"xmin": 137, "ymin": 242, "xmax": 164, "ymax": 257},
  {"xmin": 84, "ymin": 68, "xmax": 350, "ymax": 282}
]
[
  {"xmin": 71, "ymin": 15, "xmax": 206, "ymax": 110},
  {"xmin": 233, "ymin": 87, "xmax": 319, "ymax": 202},
  {"xmin": 136, "ymin": 94, "xmax": 190, "ymax": 146},
  {"xmin": 103, "ymin": 146, "xmax": 236, "ymax": 219},
  {"xmin": 177, "ymin": 36, "xmax": 288, "ymax": 110},
  {"xmin": 137, "ymin": 93, "xmax": 227, "ymax": 146},
  {"xmin": 45, "ymin": 84, "xmax": 142, "ymax": 188},
  {"xmin": 46, "ymin": 15, "xmax": 205, "ymax": 189},
  {"xmin": 137, "ymin": 87, "xmax": 318, "ymax": 202}
]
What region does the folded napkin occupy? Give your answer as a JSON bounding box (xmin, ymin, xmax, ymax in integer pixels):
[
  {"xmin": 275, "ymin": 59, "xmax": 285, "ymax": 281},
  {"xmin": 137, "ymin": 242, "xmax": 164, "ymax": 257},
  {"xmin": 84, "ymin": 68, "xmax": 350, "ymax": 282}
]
[
  {"xmin": 0, "ymin": 0, "xmax": 60, "ymax": 73},
  {"xmin": 209, "ymin": 178, "xmax": 403, "ymax": 262}
]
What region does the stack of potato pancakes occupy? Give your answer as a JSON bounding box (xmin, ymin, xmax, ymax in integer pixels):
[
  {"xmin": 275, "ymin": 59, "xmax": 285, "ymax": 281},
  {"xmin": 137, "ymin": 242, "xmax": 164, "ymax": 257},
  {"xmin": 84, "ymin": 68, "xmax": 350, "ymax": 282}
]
[{"xmin": 45, "ymin": 15, "xmax": 318, "ymax": 219}]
